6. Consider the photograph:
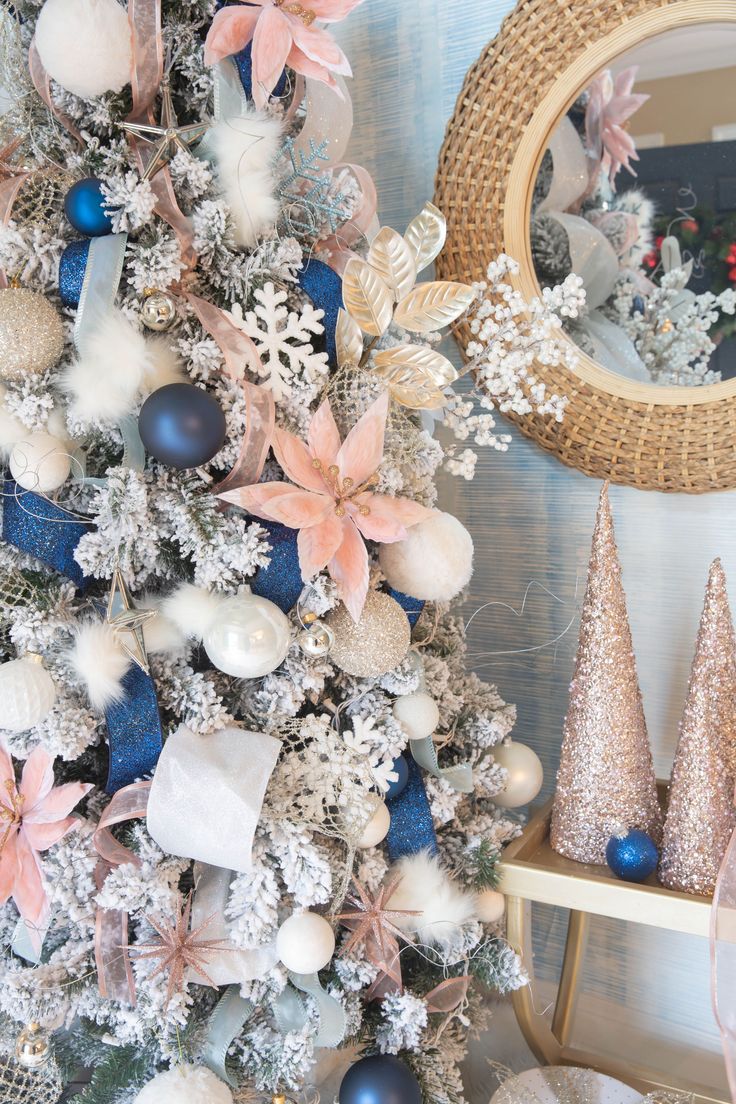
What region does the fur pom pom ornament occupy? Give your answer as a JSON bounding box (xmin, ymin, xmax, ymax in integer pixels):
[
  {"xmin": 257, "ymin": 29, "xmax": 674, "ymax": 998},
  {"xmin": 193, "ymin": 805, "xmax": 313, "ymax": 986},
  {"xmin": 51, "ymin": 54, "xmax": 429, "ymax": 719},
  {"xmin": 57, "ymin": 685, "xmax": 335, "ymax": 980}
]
[
  {"xmin": 35, "ymin": 0, "xmax": 133, "ymax": 99},
  {"xmin": 208, "ymin": 110, "xmax": 283, "ymax": 248},
  {"xmin": 69, "ymin": 622, "xmax": 131, "ymax": 711},
  {"xmin": 133, "ymin": 1064, "xmax": 233, "ymax": 1104},
  {"xmin": 379, "ymin": 510, "xmax": 474, "ymax": 602},
  {"xmin": 159, "ymin": 583, "xmax": 222, "ymax": 641},
  {"xmin": 386, "ymin": 851, "xmax": 477, "ymax": 949},
  {"xmin": 61, "ymin": 310, "xmax": 183, "ymax": 424}
]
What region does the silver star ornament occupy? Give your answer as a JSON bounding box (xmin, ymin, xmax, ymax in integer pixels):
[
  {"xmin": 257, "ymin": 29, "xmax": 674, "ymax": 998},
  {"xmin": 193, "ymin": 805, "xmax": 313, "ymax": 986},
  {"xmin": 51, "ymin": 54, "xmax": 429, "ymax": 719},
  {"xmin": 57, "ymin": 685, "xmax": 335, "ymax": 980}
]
[
  {"xmin": 106, "ymin": 567, "xmax": 157, "ymax": 675},
  {"xmin": 121, "ymin": 78, "xmax": 209, "ymax": 182}
]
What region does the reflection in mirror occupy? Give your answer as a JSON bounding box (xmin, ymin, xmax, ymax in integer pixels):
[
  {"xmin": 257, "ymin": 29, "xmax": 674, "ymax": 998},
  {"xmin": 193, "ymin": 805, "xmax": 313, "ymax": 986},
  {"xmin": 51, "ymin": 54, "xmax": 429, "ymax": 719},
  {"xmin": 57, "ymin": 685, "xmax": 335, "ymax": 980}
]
[{"xmin": 531, "ymin": 23, "xmax": 736, "ymax": 386}]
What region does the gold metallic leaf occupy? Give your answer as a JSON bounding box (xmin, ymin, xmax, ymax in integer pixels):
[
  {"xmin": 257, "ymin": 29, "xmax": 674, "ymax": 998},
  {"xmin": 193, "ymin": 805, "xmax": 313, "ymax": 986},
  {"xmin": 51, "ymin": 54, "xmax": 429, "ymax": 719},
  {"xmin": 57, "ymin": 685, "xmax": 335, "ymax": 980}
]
[
  {"xmin": 373, "ymin": 343, "xmax": 458, "ymax": 409},
  {"xmin": 367, "ymin": 226, "xmax": 417, "ymax": 300},
  {"xmin": 336, "ymin": 308, "xmax": 364, "ymax": 367},
  {"xmin": 342, "ymin": 258, "xmax": 394, "ymax": 337},
  {"xmin": 393, "ymin": 280, "xmax": 474, "ymax": 334},
  {"xmin": 403, "ymin": 202, "xmax": 447, "ymax": 273}
]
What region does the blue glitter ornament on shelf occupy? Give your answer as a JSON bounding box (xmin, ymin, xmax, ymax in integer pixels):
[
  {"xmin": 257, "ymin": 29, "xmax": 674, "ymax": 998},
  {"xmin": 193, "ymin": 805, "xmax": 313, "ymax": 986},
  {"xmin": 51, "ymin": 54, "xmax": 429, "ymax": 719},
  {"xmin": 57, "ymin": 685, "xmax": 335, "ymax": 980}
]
[
  {"xmin": 58, "ymin": 240, "xmax": 90, "ymax": 308},
  {"xmin": 64, "ymin": 178, "xmax": 114, "ymax": 237},
  {"xmin": 386, "ymin": 754, "xmax": 437, "ymax": 861},
  {"xmin": 298, "ymin": 258, "xmax": 342, "ymax": 367},
  {"xmin": 385, "ymin": 754, "xmax": 410, "ymax": 800},
  {"xmin": 605, "ymin": 827, "xmax": 659, "ymax": 882},
  {"xmin": 339, "ymin": 1055, "xmax": 422, "ymax": 1104},
  {"xmin": 250, "ymin": 518, "xmax": 303, "ymax": 612},
  {"xmin": 2, "ymin": 478, "xmax": 92, "ymax": 590},
  {"xmin": 138, "ymin": 383, "xmax": 227, "ymax": 469}
]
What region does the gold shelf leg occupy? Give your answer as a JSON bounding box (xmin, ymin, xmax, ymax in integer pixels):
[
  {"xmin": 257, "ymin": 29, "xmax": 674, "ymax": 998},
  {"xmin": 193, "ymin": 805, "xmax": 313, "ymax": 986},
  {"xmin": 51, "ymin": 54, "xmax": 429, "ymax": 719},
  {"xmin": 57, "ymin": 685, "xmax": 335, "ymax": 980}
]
[
  {"xmin": 506, "ymin": 895, "xmax": 561, "ymax": 1065},
  {"xmin": 551, "ymin": 909, "xmax": 590, "ymax": 1047}
]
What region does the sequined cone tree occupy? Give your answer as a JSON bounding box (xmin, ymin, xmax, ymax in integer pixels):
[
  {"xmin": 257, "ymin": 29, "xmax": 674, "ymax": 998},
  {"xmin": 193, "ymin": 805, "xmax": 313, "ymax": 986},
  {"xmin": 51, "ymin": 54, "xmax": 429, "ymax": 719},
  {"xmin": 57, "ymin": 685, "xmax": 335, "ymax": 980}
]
[
  {"xmin": 659, "ymin": 558, "xmax": 736, "ymax": 894},
  {"xmin": 550, "ymin": 483, "xmax": 662, "ymax": 864}
]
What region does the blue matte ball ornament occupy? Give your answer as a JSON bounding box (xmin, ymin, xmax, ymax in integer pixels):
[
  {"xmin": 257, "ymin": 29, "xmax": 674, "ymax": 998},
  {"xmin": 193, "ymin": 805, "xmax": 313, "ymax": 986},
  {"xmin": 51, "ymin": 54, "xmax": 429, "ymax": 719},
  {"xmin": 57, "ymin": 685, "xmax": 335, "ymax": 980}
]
[
  {"xmin": 605, "ymin": 828, "xmax": 659, "ymax": 883},
  {"xmin": 138, "ymin": 383, "xmax": 227, "ymax": 470},
  {"xmin": 64, "ymin": 178, "xmax": 114, "ymax": 237},
  {"xmin": 338, "ymin": 1055, "xmax": 422, "ymax": 1104},
  {"xmin": 385, "ymin": 754, "xmax": 410, "ymax": 800},
  {"xmin": 58, "ymin": 239, "xmax": 90, "ymax": 308}
]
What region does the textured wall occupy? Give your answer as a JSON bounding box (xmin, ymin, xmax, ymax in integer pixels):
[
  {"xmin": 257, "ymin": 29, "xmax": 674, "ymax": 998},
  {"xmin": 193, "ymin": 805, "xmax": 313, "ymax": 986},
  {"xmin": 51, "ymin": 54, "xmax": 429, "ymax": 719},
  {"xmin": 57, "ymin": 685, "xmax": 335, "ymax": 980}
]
[{"xmin": 336, "ymin": 0, "xmax": 732, "ymax": 1089}]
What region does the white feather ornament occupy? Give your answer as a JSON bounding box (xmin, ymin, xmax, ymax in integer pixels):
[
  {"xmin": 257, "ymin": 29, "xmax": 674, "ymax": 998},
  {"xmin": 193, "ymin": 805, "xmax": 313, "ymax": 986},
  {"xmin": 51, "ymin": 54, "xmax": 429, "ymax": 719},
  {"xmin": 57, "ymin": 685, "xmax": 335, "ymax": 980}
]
[
  {"xmin": 386, "ymin": 851, "xmax": 478, "ymax": 948},
  {"xmin": 69, "ymin": 622, "xmax": 131, "ymax": 711},
  {"xmin": 35, "ymin": 0, "xmax": 133, "ymax": 99},
  {"xmin": 61, "ymin": 311, "xmax": 184, "ymax": 423},
  {"xmin": 209, "ymin": 111, "xmax": 283, "ymax": 248},
  {"xmin": 141, "ymin": 596, "xmax": 187, "ymax": 655},
  {"xmin": 160, "ymin": 583, "xmax": 221, "ymax": 640},
  {"xmin": 133, "ymin": 1064, "xmax": 233, "ymax": 1104}
]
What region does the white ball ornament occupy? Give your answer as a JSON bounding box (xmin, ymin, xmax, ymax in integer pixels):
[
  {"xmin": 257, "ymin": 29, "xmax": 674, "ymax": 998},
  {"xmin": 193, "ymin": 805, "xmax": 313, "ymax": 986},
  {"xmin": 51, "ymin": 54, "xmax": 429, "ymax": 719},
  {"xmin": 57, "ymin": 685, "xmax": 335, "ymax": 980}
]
[
  {"xmin": 355, "ymin": 801, "xmax": 390, "ymax": 849},
  {"xmin": 10, "ymin": 432, "xmax": 71, "ymax": 494},
  {"xmin": 133, "ymin": 1064, "xmax": 233, "ymax": 1104},
  {"xmin": 493, "ymin": 741, "xmax": 544, "ymax": 808},
  {"xmin": 0, "ymin": 656, "xmax": 56, "ymax": 732},
  {"xmin": 203, "ymin": 592, "xmax": 291, "ymax": 678},
  {"xmin": 379, "ymin": 510, "xmax": 473, "ymax": 602},
  {"xmin": 392, "ymin": 691, "xmax": 439, "ymax": 741},
  {"xmin": 475, "ymin": 889, "xmax": 506, "ymax": 924},
  {"xmin": 276, "ymin": 911, "xmax": 336, "ymax": 974},
  {"xmin": 35, "ymin": 0, "xmax": 133, "ymax": 99}
]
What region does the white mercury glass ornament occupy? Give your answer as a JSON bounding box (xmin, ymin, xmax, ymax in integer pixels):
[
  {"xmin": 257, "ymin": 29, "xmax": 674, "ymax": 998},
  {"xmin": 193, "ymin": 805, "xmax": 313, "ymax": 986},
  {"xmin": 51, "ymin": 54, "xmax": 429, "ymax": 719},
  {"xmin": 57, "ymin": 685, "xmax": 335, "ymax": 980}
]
[
  {"xmin": 141, "ymin": 289, "xmax": 177, "ymax": 331},
  {"xmin": 276, "ymin": 911, "xmax": 335, "ymax": 974},
  {"xmin": 0, "ymin": 288, "xmax": 65, "ymax": 381},
  {"xmin": 133, "ymin": 1064, "xmax": 234, "ymax": 1104},
  {"xmin": 0, "ymin": 655, "xmax": 56, "ymax": 732},
  {"xmin": 203, "ymin": 592, "xmax": 291, "ymax": 678},
  {"xmin": 475, "ymin": 888, "xmax": 505, "ymax": 924},
  {"xmin": 10, "ymin": 432, "xmax": 71, "ymax": 494},
  {"xmin": 392, "ymin": 691, "xmax": 439, "ymax": 741},
  {"xmin": 493, "ymin": 740, "xmax": 544, "ymax": 808},
  {"xmin": 355, "ymin": 801, "xmax": 390, "ymax": 849}
]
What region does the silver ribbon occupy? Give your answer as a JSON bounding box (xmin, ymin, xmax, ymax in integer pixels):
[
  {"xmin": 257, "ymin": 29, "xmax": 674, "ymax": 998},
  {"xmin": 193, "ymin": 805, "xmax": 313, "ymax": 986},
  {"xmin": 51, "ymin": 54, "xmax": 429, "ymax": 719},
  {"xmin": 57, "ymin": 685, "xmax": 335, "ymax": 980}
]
[
  {"xmin": 273, "ymin": 971, "xmax": 347, "ymax": 1048},
  {"xmin": 203, "ymin": 984, "xmax": 255, "ymax": 1087},
  {"xmin": 410, "ymin": 736, "xmax": 474, "ymax": 793},
  {"xmin": 191, "ymin": 862, "xmax": 278, "ymax": 985},
  {"xmin": 11, "ymin": 916, "xmax": 50, "ymax": 964}
]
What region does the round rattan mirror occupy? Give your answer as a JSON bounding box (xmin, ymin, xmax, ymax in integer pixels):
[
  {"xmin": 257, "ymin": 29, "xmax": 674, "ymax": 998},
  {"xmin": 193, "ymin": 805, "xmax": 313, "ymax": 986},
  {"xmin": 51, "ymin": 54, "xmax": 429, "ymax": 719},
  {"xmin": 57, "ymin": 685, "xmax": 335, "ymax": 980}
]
[{"xmin": 435, "ymin": 0, "xmax": 736, "ymax": 492}]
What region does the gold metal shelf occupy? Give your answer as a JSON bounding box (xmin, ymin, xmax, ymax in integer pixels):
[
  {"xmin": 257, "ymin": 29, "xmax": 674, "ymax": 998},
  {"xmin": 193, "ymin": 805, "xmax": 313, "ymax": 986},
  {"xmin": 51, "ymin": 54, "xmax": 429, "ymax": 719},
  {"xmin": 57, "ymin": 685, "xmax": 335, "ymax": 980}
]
[{"xmin": 498, "ymin": 793, "xmax": 727, "ymax": 1104}]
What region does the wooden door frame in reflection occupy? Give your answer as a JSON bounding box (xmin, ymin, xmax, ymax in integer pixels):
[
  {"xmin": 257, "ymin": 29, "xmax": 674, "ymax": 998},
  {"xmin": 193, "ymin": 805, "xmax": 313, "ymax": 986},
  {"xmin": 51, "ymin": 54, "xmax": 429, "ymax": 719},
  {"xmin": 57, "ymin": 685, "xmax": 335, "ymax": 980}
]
[{"xmin": 436, "ymin": 0, "xmax": 736, "ymax": 491}]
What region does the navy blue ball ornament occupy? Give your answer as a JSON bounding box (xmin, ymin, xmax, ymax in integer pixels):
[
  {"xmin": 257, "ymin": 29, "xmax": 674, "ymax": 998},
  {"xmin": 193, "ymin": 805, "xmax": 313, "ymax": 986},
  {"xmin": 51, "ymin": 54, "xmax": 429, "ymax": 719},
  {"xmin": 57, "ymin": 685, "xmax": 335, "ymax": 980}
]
[
  {"xmin": 138, "ymin": 383, "xmax": 227, "ymax": 470},
  {"xmin": 605, "ymin": 828, "xmax": 659, "ymax": 883},
  {"xmin": 58, "ymin": 239, "xmax": 90, "ymax": 308},
  {"xmin": 385, "ymin": 754, "xmax": 409, "ymax": 800},
  {"xmin": 64, "ymin": 178, "xmax": 114, "ymax": 237},
  {"xmin": 339, "ymin": 1055, "xmax": 422, "ymax": 1104}
]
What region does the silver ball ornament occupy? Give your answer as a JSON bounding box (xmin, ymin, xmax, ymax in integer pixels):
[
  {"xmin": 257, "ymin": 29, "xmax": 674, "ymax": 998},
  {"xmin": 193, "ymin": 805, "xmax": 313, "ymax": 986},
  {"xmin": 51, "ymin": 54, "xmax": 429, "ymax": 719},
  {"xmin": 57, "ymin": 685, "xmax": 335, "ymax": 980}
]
[
  {"xmin": 0, "ymin": 656, "xmax": 56, "ymax": 732},
  {"xmin": 15, "ymin": 1024, "xmax": 52, "ymax": 1070},
  {"xmin": 0, "ymin": 289, "xmax": 65, "ymax": 381},
  {"xmin": 203, "ymin": 592, "xmax": 291, "ymax": 678},
  {"xmin": 326, "ymin": 591, "xmax": 411, "ymax": 678},
  {"xmin": 297, "ymin": 616, "xmax": 335, "ymax": 658},
  {"xmin": 141, "ymin": 289, "xmax": 176, "ymax": 332}
]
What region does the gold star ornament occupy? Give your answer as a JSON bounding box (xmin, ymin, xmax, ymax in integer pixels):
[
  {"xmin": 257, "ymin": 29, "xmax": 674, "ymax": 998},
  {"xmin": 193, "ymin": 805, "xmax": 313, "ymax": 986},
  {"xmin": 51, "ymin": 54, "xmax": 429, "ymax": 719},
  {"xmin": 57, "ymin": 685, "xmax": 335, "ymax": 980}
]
[
  {"xmin": 121, "ymin": 78, "xmax": 209, "ymax": 182},
  {"xmin": 106, "ymin": 567, "xmax": 157, "ymax": 675}
]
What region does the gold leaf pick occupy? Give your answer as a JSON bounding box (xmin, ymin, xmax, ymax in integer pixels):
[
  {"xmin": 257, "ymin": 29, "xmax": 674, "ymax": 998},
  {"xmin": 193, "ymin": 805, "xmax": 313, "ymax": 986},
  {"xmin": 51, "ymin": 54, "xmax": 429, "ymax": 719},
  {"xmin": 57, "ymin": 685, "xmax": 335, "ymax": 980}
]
[
  {"xmin": 403, "ymin": 202, "xmax": 447, "ymax": 274},
  {"xmin": 336, "ymin": 308, "xmax": 364, "ymax": 367},
  {"xmin": 342, "ymin": 258, "xmax": 394, "ymax": 337},
  {"xmin": 367, "ymin": 226, "xmax": 417, "ymax": 300},
  {"xmin": 373, "ymin": 344, "xmax": 458, "ymax": 409},
  {"xmin": 393, "ymin": 280, "xmax": 475, "ymax": 334}
]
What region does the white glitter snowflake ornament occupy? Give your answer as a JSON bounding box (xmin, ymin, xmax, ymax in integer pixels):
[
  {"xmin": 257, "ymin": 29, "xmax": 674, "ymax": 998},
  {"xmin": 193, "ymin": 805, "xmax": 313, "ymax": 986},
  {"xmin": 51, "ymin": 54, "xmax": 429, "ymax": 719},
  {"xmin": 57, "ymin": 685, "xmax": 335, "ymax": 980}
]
[{"xmin": 226, "ymin": 282, "xmax": 329, "ymax": 401}]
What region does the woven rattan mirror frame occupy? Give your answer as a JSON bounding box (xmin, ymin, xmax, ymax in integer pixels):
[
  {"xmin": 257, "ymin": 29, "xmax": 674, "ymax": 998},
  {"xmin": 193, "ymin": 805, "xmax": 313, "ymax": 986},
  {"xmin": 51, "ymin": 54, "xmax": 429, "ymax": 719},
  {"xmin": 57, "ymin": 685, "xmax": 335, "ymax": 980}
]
[{"xmin": 435, "ymin": 0, "xmax": 736, "ymax": 493}]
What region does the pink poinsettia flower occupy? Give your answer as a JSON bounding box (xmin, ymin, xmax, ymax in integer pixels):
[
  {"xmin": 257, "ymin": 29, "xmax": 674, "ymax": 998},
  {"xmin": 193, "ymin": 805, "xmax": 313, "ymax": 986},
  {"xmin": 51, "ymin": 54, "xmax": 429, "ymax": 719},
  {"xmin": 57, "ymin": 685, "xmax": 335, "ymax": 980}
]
[
  {"xmin": 585, "ymin": 66, "xmax": 649, "ymax": 186},
  {"xmin": 0, "ymin": 745, "xmax": 91, "ymax": 951},
  {"xmin": 221, "ymin": 391, "xmax": 433, "ymax": 621},
  {"xmin": 204, "ymin": 0, "xmax": 364, "ymax": 109}
]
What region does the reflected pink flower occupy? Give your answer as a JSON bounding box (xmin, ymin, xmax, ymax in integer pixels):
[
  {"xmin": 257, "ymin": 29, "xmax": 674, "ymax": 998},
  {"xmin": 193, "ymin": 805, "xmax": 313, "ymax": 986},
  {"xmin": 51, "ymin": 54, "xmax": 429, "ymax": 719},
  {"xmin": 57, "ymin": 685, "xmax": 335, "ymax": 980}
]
[{"xmin": 586, "ymin": 66, "xmax": 649, "ymax": 186}]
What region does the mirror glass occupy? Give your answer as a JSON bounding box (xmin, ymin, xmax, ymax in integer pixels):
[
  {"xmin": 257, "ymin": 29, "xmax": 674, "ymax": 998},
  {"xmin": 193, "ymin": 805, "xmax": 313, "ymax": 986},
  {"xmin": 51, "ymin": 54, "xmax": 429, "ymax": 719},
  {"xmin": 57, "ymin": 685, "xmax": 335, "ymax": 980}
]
[{"xmin": 530, "ymin": 23, "xmax": 736, "ymax": 386}]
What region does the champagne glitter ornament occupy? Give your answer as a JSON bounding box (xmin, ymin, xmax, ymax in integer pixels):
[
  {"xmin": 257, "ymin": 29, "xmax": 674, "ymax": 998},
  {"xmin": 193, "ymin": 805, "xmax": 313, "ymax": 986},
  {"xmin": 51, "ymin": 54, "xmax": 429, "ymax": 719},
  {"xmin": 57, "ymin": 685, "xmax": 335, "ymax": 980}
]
[
  {"xmin": 0, "ymin": 289, "xmax": 65, "ymax": 381},
  {"xmin": 327, "ymin": 591, "xmax": 411, "ymax": 677},
  {"xmin": 550, "ymin": 483, "xmax": 662, "ymax": 864},
  {"xmin": 659, "ymin": 558, "xmax": 736, "ymax": 895}
]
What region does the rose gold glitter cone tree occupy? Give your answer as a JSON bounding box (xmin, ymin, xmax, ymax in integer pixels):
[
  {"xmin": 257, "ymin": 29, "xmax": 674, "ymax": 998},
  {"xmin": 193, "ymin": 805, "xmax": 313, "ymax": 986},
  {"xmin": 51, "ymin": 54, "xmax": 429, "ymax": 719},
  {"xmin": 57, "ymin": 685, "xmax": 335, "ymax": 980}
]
[
  {"xmin": 550, "ymin": 483, "xmax": 662, "ymax": 864},
  {"xmin": 658, "ymin": 558, "xmax": 736, "ymax": 895}
]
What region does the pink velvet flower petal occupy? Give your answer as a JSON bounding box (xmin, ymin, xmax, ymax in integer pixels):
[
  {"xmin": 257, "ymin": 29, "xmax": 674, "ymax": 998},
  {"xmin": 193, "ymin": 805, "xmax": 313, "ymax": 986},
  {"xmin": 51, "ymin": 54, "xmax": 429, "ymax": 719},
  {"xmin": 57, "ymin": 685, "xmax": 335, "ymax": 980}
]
[
  {"xmin": 290, "ymin": 21, "xmax": 353, "ymax": 76},
  {"xmin": 13, "ymin": 830, "xmax": 48, "ymax": 939},
  {"xmin": 285, "ymin": 45, "xmax": 342, "ymax": 94},
  {"xmin": 249, "ymin": 487, "xmax": 333, "ymax": 528},
  {"xmin": 25, "ymin": 782, "xmax": 92, "ymax": 825},
  {"xmin": 203, "ymin": 5, "xmax": 262, "ymax": 67},
  {"xmin": 297, "ymin": 513, "xmax": 344, "ymax": 580},
  {"xmin": 0, "ymin": 831, "xmax": 17, "ymax": 905},
  {"xmin": 308, "ymin": 399, "xmax": 342, "ymax": 468},
  {"xmin": 251, "ymin": 5, "xmax": 294, "ymax": 109},
  {"xmin": 220, "ymin": 481, "xmax": 294, "ymax": 522},
  {"xmin": 273, "ymin": 427, "xmax": 326, "ymax": 493},
  {"xmin": 0, "ymin": 744, "xmax": 15, "ymax": 808},
  {"xmin": 22, "ymin": 817, "xmax": 79, "ymax": 852},
  {"xmin": 351, "ymin": 495, "xmax": 434, "ymax": 543},
  {"xmin": 19, "ymin": 748, "xmax": 55, "ymax": 813},
  {"xmin": 336, "ymin": 389, "xmax": 389, "ymax": 484},
  {"xmin": 308, "ymin": 0, "xmax": 366, "ymax": 22},
  {"xmin": 329, "ymin": 519, "xmax": 369, "ymax": 622}
]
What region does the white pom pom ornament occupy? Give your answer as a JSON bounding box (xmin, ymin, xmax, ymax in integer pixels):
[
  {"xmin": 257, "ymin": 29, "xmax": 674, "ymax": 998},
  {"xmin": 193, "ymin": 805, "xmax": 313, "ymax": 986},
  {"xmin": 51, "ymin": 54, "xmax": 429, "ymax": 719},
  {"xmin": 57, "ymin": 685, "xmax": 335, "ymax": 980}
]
[
  {"xmin": 209, "ymin": 110, "xmax": 283, "ymax": 248},
  {"xmin": 493, "ymin": 741, "xmax": 544, "ymax": 808},
  {"xmin": 69, "ymin": 623, "xmax": 130, "ymax": 711},
  {"xmin": 392, "ymin": 691, "xmax": 439, "ymax": 741},
  {"xmin": 277, "ymin": 911, "xmax": 335, "ymax": 973},
  {"xmin": 133, "ymin": 1064, "xmax": 233, "ymax": 1104},
  {"xmin": 379, "ymin": 511, "xmax": 473, "ymax": 602},
  {"xmin": 386, "ymin": 852, "xmax": 477, "ymax": 948},
  {"xmin": 35, "ymin": 0, "xmax": 133, "ymax": 99},
  {"xmin": 0, "ymin": 655, "xmax": 56, "ymax": 732},
  {"xmin": 9, "ymin": 431, "xmax": 71, "ymax": 493}
]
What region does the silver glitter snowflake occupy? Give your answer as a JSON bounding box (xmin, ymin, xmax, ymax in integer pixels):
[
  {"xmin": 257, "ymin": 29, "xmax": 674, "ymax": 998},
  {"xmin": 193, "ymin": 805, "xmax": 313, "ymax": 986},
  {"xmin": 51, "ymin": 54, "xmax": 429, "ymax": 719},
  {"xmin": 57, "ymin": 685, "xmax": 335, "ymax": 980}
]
[{"xmin": 279, "ymin": 136, "xmax": 351, "ymax": 239}]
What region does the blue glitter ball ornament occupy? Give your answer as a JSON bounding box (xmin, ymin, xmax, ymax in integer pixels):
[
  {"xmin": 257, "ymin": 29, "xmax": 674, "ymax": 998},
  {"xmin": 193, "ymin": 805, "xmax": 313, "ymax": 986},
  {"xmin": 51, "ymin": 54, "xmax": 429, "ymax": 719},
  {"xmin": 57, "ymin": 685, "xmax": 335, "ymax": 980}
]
[
  {"xmin": 385, "ymin": 754, "xmax": 410, "ymax": 800},
  {"xmin": 58, "ymin": 239, "xmax": 90, "ymax": 308},
  {"xmin": 64, "ymin": 178, "xmax": 114, "ymax": 237},
  {"xmin": 339, "ymin": 1056, "xmax": 422, "ymax": 1104},
  {"xmin": 605, "ymin": 828, "xmax": 659, "ymax": 882},
  {"xmin": 138, "ymin": 383, "xmax": 227, "ymax": 470},
  {"xmin": 298, "ymin": 259, "xmax": 342, "ymax": 367},
  {"xmin": 250, "ymin": 518, "xmax": 302, "ymax": 612}
]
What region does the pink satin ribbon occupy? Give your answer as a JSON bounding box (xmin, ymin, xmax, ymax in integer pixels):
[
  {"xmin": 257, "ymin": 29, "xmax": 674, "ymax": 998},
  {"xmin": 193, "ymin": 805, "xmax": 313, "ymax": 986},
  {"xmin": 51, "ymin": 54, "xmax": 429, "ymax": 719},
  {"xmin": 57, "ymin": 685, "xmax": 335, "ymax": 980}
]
[
  {"xmin": 186, "ymin": 293, "xmax": 275, "ymax": 494},
  {"xmin": 0, "ymin": 173, "xmax": 29, "ymax": 289},
  {"xmin": 713, "ymin": 827, "xmax": 736, "ymax": 1100},
  {"xmin": 93, "ymin": 781, "xmax": 151, "ymax": 1005},
  {"xmin": 27, "ymin": 40, "xmax": 84, "ymax": 145},
  {"xmin": 319, "ymin": 162, "xmax": 379, "ymax": 274},
  {"xmin": 425, "ymin": 975, "xmax": 470, "ymax": 1014}
]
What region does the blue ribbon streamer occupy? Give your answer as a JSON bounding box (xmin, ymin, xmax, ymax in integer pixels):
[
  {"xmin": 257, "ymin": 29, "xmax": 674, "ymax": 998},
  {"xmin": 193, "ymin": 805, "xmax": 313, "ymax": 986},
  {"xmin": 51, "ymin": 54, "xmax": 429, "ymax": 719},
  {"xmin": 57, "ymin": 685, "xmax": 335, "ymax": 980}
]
[
  {"xmin": 298, "ymin": 259, "xmax": 342, "ymax": 367},
  {"xmin": 250, "ymin": 518, "xmax": 303, "ymax": 612},
  {"xmin": 203, "ymin": 984, "xmax": 255, "ymax": 1087},
  {"xmin": 103, "ymin": 664, "xmax": 163, "ymax": 794},
  {"xmin": 386, "ymin": 755, "xmax": 438, "ymax": 861},
  {"xmin": 388, "ymin": 586, "xmax": 425, "ymax": 629},
  {"xmin": 2, "ymin": 479, "xmax": 93, "ymax": 590}
]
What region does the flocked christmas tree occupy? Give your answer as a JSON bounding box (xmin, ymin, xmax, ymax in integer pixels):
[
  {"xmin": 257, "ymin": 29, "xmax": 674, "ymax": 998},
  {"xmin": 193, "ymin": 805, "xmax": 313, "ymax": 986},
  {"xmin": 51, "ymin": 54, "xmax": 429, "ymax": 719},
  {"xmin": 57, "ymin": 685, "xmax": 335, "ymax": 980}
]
[
  {"xmin": 551, "ymin": 482, "xmax": 662, "ymax": 865},
  {"xmin": 0, "ymin": 0, "xmax": 584, "ymax": 1100}
]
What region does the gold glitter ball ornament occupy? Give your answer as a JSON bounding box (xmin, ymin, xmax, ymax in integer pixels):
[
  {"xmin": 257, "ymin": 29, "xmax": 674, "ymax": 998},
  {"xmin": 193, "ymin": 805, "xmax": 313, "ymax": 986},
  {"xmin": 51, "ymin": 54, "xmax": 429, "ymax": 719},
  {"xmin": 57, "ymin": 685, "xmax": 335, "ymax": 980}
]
[
  {"xmin": 0, "ymin": 288, "xmax": 65, "ymax": 381},
  {"xmin": 327, "ymin": 591, "xmax": 411, "ymax": 677}
]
